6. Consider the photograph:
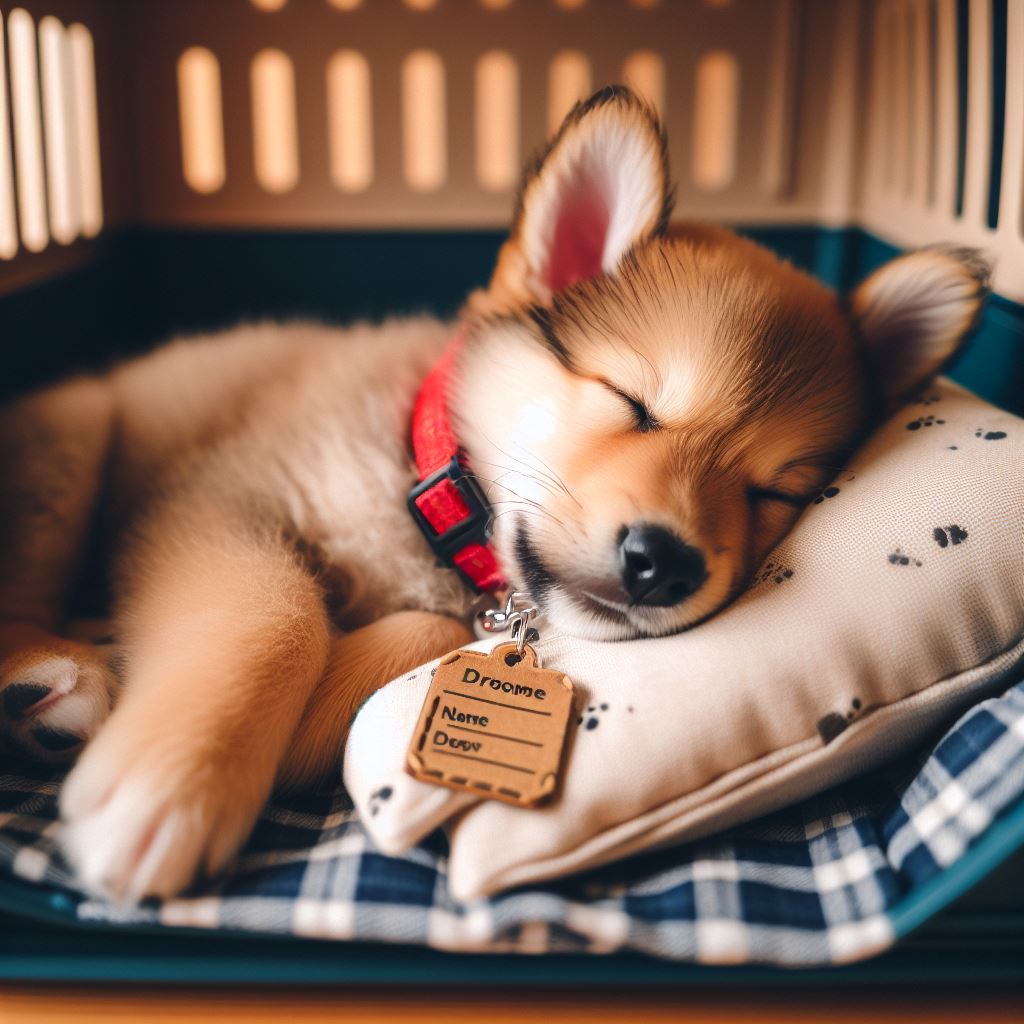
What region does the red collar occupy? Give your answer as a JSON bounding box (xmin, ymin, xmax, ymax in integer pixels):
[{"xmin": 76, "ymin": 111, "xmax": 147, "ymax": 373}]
[{"xmin": 407, "ymin": 335, "xmax": 506, "ymax": 593}]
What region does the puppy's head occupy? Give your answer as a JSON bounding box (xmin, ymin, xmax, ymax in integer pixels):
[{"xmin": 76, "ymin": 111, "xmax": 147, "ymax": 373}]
[{"xmin": 455, "ymin": 87, "xmax": 989, "ymax": 640}]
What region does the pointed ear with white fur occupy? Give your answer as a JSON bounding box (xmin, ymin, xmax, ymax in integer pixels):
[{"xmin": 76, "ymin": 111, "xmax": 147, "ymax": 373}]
[
  {"xmin": 488, "ymin": 86, "xmax": 673, "ymax": 308},
  {"xmin": 850, "ymin": 246, "xmax": 991, "ymax": 405}
]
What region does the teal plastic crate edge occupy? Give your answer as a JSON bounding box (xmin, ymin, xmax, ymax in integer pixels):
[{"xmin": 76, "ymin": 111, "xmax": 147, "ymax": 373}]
[
  {"xmin": 3, "ymin": 225, "xmax": 1022, "ymax": 416},
  {"xmin": 887, "ymin": 790, "xmax": 1024, "ymax": 940}
]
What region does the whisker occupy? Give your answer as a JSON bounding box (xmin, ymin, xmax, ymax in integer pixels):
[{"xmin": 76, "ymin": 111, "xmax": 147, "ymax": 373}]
[
  {"xmin": 474, "ymin": 430, "xmax": 583, "ymax": 509},
  {"xmin": 468, "ymin": 473, "xmax": 571, "ymax": 536},
  {"xmin": 470, "ymin": 475, "xmax": 554, "ymax": 514},
  {"xmin": 479, "ymin": 447, "xmax": 566, "ymax": 498},
  {"xmin": 490, "ymin": 469, "xmax": 564, "ymax": 502},
  {"xmin": 468, "ymin": 460, "xmax": 568, "ymax": 509},
  {"xmin": 521, "ymin": 450, "xmax": 583, "ymax": 510},
  {"xmin": 492, "ymin": 508, "xmax": 567, "ymax": 530}
]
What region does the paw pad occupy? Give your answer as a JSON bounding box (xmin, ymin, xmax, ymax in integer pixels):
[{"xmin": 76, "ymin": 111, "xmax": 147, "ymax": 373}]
[
  {"xmin": 1, "ymin": 649, "xmax": 116, "ymax": 764},
  {"xmin": 31, "ymin": 727, "xmax": 84, "ymax": 752},
  {"xmin": 3, "ymin": 682, "xmax": 52, "ymax": 719}
]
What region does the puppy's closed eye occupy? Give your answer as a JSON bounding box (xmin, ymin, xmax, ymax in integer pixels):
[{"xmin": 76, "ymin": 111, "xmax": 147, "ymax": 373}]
[
  {"xmin": 603, "ymin": 382, "xmax": 660, "ymax": 433},
  {"xmin": 747, "ymin": 487, "xmax": 808, "ymax": 508}
]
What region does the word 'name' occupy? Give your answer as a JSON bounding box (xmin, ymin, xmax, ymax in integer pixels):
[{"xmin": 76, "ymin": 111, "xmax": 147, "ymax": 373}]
[
  {"xmin": 441, "ymin": 705, "xmax": 488, "ymax": 727},
  {"xmin": 461, "ymin": 667, "xmax": 546, "ymax": 701}
]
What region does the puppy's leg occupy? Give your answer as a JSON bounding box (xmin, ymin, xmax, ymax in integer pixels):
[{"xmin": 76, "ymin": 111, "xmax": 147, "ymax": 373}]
[
  {"xmin": 60, "ymin": 506, "xmax": 331, "ymax": 902},
  {"xmin": 278, "ymin": 612, "xmax": 473, "ymax": 793},
  {"xmin": 0, "ymin": 378, "xmax": 120, "ymax": 759}
]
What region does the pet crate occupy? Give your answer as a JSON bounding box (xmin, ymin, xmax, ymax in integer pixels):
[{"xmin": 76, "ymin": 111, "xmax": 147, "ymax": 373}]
[{"xmin": 0, "ymin": 0, "xmax": 1022, "ymax": 986}]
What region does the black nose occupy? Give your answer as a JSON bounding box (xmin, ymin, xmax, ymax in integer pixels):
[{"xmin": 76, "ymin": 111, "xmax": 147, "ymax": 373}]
[{"xmin": 619, "ymin": 524, "xmax": 707, "ymax": 607}]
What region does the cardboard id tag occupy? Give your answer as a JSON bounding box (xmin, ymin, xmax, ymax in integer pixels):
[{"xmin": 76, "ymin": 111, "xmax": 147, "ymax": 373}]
[{"xmin": 406, "ymin": 642, "xmax": 574, "ymax": 807}]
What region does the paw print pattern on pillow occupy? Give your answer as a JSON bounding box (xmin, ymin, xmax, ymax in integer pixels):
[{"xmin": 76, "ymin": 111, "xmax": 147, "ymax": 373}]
[
  {"xmin": 754, "ymin": 560, "xmax": 794, "ymax": 587},
  {"xmin": 578, "ymin": 703, "xmax": 609, "ymax": 730},
  {"xmin": 906, "ymin": 415, "xmax": 945, "ymax": 431},
  {"xmin": 975, "ymin": 428, "xmax": 1007, "ymax": 441},
  {"xmin": 933, "ymin": 524, "xmax": 968, "ymax": 548},
  {"xmin": 368, "ymin": 785, "xmax": 393, "ymax": 817},
  {"xmin": 811, "ymin": 473, "xmax": 855, "ymax": 506},
  {"xmin": 577, "ymin": 704, "xmax": 606, "ymax": 729},
  {"xmin": 817, "ymin": 697, "xmax": 864, "ymax": 744},
  {"xmin": 887, "ymin": 548, "xmax": 923, "ymax": 567},
  {"xmin": 576, "ymin": 703, "xmax": 634, "ymax": 731}
]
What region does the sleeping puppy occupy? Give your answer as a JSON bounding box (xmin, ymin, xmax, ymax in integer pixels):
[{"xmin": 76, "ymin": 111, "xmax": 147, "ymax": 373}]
[{"xmin": 0, "ymin": 87, "xmax": 988, "ymax": 900}]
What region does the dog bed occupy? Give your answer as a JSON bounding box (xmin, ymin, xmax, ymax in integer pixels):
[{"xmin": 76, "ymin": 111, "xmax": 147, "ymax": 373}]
[
  {"xmin": 0, "ymin": 370, "xmax": 1022, "ymax": 970},
  {"xmin": 0, "ymin": 372, "xmax": 1021, "ymax": 972},
  {"xmin": 0, "ymin": 677, "xmax": 1022, "ymax": 971},
  {"xmin": 346, "ymin": 378, "xmax": 1024, "ymax": 901}
]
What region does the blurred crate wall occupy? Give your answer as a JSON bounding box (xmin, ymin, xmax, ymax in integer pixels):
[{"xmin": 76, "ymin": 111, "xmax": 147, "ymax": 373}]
[{"xmin": 0, "ymin": 1, "xmax": 1021, "ymax": 403}]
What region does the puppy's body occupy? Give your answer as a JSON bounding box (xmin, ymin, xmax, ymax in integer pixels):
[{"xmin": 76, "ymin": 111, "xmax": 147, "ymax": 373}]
[
  {"xmin": 1, "ymin": 318, "xmax": 478, "ymax": 898},
  {"xmin": 106, "ymin": 318, "xmax": 473, "ymax": 626},
  {"xmin": 0, "ymin": 88, "xmax": 988, "ymax": 901}
]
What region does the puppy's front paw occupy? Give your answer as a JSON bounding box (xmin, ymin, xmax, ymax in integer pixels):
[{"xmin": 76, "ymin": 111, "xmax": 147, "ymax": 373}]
[
  {"xmin": 1, "ymin": 636, "xmax": 119, "ymax": 763},
  {"xmin": 59, "ymin": 721, "xmax": 262, "ymax": 902}
]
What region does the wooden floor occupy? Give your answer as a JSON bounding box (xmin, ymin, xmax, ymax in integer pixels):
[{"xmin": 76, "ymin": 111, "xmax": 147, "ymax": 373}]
[{"xmin": 1, "ymin": 987, "xmax": 1022, "ymax": 1023}]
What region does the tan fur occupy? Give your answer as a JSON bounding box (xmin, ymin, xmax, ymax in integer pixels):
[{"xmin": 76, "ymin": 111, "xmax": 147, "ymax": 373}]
[
  {"xmin": 1, "ymin": 319, "xmax": 476, "ymax": 899},
  {"xmin": 0, "ymin": 86, "xmax": 987, "ymax": 900},
  {"xmin": 59, "ymin": 522, "xmax": 332, "ymax": 900},
  {"xmin": 278, "ymin": 611, "xmax": 473, "ymax": 793},
  {"xmin": 0, "ymin": 377, "xmax": 115, "ymax": 628}
]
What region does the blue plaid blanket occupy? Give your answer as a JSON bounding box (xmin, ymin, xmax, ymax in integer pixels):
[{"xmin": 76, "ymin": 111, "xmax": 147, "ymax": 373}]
[{"xmin": 0, "ymin": 682, "xmax": 1022, "ymax": 967}]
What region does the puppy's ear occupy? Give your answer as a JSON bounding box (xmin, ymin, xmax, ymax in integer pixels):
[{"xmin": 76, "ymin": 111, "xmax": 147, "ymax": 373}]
[
  {"xmin": 849, "ymin": 246, "xmax": 990, "ymax": 406},
  {"xmin": 488, "ymin": 85, "xmax": 672, "ymax": 308}
]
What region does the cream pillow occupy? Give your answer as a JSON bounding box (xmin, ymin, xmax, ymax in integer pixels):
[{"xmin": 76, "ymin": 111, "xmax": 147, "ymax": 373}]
[{"xmin": 344, "ymin": 378, "xmax": 1023, "ymax": 902}]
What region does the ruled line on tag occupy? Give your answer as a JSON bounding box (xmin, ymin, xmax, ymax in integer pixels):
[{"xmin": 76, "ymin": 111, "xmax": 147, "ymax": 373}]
[
  {"xmin": 432, "ymin": 749, "xmax": 536, "ymax": 774},
  {"xmin": 441, "ymin": 689, "xmax": 552, "ymax": 716},
  {"xmin": 445, "ymin": 724, "xmax": 543, "ymax": 746}
]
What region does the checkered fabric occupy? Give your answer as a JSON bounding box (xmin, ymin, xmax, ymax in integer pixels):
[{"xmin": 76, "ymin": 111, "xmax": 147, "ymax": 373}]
[{"xmin": 0, "ymin": 682, "xmax": 1022, "ymax": 967}]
